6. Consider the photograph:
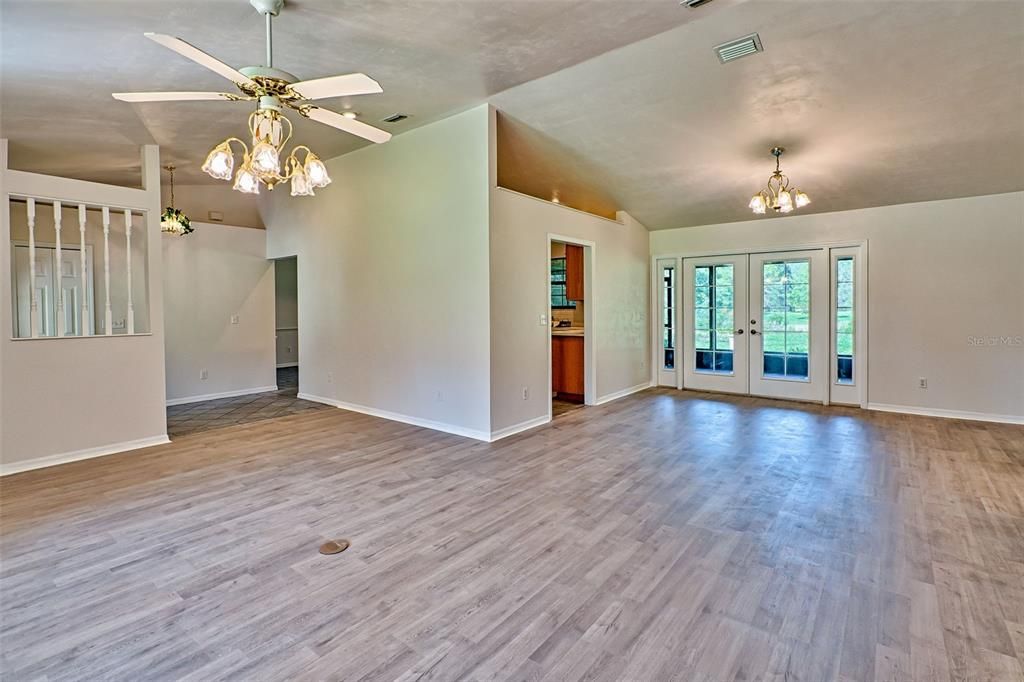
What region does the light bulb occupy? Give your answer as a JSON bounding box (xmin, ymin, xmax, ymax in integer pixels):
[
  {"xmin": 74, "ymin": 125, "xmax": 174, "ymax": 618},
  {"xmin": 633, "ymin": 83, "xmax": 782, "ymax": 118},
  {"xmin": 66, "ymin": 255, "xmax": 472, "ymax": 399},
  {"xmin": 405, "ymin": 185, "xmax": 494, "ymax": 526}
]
[
  {"xmin": 202, "ymin": 142, "xmax": 234, "ymax": 181},
  {"xmin": 794, "ymin": 190, "xmax": 811, "ymax": 208},
  {"xmin": 777, "ymin": 189, "xmax": 793, "ymax": 211},
  {"xmin": 233, "ymin": 161, "xmax": 260, "ymax": 195},
  {"xmin": 290, "ymin": 170, "xmax": 314, "ymax": 197},
  {"xmin": 305, "ymin": 154, "xmax": 331, "ymax": 188},
  {"xmin": 251, "ymin": 140, "xmax": 280, "ymax": 175},
  {"xmin": 749, "ymin": 194, "xmax": 767, "ymax": 215}
]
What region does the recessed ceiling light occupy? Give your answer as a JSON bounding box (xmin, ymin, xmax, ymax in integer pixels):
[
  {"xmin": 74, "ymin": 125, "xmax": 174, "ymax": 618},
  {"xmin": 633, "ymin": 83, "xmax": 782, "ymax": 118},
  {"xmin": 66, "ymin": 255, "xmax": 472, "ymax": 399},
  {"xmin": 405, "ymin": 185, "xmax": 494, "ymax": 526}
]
[{"xmin": 341, "ymin": 111, "xmax": 358, "ymax": 119}]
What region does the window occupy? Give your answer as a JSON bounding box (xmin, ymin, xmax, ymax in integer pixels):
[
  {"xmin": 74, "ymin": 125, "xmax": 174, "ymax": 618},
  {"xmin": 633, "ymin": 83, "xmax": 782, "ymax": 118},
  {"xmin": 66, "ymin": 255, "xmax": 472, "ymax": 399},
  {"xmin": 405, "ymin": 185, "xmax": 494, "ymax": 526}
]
[
  {"xmin": 694, "ymin": 264, "xmax": 734, "ymax": 373},
  {"xmin": 835, "ymin": 256, "xmax": 855, "ymax": 383},
  {"xmin": 663, "ymin": 266, "xmax": 675, "ymax": 369},
  {"xmin": 761, "ymin": 259, "xmax": 810, "ymax": 380},
  {"xmin": 551, "ymin": 257, "xmax": 576, "ymax": 309}
]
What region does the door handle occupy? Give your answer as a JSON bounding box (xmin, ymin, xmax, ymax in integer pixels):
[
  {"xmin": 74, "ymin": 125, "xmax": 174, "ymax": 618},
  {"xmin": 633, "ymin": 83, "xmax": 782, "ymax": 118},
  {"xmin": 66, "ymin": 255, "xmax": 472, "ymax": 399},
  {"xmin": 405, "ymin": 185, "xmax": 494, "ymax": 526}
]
[
  {"xmin": 750, "ymin": 329, "xmax": 759, "ymax": 335},
  {"xmin": 735, "ymin": 329, "xmax": 744, "ymax": 334}
]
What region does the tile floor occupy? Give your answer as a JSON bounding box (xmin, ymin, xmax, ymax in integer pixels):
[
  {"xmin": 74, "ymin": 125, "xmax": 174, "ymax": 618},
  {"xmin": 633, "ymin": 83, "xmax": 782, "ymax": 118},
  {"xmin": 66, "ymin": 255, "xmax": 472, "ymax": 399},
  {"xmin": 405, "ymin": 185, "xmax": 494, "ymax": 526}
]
[{"xmin": 166, "ymin": 367, "xmax": 328, "ymax": 438}]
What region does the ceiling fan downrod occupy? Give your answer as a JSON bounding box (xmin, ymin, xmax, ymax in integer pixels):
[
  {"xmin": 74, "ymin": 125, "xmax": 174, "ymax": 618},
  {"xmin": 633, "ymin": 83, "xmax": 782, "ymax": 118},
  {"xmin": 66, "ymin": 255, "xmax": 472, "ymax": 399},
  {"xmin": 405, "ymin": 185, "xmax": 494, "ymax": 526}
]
[{"xmin": 250, "ymin": 0, "xmax": 283, "ymax": 68}]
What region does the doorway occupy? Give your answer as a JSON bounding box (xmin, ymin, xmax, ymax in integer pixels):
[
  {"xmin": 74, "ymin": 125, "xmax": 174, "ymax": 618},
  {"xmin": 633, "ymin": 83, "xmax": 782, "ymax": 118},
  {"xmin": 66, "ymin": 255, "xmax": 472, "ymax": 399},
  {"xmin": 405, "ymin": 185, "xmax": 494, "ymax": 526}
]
[
  {"xmin": 656, "ymin": 244, "xmax": 866, "ymax": 406},
  {"xmin": 274, "ymin": 256, "xmax": 299, "ymax": 390},
  {"xmin": 548, "ymin": 235, "xmax": 596, "ymax": 418}
]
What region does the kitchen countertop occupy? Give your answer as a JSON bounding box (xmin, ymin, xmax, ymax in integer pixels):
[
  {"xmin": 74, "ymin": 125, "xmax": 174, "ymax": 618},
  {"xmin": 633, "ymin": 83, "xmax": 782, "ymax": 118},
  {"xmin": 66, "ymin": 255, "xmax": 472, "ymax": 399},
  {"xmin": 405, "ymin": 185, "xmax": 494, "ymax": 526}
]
[{"xmin": 551, "ymin": 328, "xmax": 584, "ymax": 337}]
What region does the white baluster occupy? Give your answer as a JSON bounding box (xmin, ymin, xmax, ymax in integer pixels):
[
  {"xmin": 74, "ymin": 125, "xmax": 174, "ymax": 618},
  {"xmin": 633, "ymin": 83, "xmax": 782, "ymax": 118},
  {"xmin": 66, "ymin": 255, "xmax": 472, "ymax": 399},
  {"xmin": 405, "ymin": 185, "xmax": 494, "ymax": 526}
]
[
  {"xmin": 124, "ymin": 209, "xmax": 134, "ymax": 334},
  {"xmin": 102, "ymin": 206, "xmax": 112, "ymax": 335},
  {"xmin": 27, "ymin": 198, "xmax": 38, "ymax": 338},
  {"xmin": 54, "ymin": 201, "xmax": 65, "ymax": 337},
  {"xmin": 79, "ymin": 204, "xmax": 89, "ymax": 336}
]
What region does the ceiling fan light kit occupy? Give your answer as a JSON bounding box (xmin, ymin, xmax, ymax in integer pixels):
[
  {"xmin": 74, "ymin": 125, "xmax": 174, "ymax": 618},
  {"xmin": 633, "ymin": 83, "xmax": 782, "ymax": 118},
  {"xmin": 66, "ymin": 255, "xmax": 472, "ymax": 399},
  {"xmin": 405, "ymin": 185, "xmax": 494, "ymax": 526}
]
[
  {"xmin": 749, "ymin": 147, "xmax": 811, "ymax": 215},
  {"xmin": 113, "ymin": 0, "xmax": 391, "ymax": 197}
]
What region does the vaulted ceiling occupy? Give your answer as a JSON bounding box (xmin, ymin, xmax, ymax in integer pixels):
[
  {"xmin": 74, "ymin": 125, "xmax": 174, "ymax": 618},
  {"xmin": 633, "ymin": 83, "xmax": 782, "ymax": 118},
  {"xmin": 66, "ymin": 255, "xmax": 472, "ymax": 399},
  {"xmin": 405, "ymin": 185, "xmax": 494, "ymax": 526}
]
[
  {"xmin": 0, "ymin": 0, "xmax": 714, "ymax": 186},
  {"xmin": 3, "ymin": 0, "xmax": 1023, "ymax": 230},
  {"xmin": 492, "ymin": 1, "xmax": 1024, "ymax": 228}
]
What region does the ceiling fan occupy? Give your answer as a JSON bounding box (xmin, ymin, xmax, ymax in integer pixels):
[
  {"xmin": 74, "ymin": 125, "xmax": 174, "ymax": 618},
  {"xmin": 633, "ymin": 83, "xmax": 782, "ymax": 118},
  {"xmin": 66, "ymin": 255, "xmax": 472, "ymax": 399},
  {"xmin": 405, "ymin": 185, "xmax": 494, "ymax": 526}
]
[{"xmin": 112, "ymin": 0, "xmax": 391, "ymax": 196}]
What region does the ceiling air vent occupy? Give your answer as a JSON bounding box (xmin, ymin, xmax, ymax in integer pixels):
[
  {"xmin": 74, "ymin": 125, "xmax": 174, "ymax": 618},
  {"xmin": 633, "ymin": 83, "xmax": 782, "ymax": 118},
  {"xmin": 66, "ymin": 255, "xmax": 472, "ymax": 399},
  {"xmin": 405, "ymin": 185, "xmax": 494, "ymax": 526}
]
[
  {"xmin": 381, "ymin": 113, "xmax": 409, "ymax": 124},
  {"xmin": 714, "ymin": 33, "xmax": 763, "ymax": 64},
  {"xmin": 682, "ymin": 0, "xmax": 715, "ymax": 8}
]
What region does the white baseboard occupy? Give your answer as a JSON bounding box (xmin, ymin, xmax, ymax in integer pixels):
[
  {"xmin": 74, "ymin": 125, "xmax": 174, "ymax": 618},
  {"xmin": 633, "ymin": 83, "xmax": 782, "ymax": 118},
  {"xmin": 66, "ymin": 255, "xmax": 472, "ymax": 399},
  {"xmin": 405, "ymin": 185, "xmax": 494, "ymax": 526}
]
[
  {"xmin": 490, "ymin": 415, "xmax": 552, "ymax": 442},
  {"xmin": 595, "ymin": 381, "xmax": 653, "ymax": 406},
  {"xmin": 166, "ymin": 385, "xmax": 278, "ymax": 406},
  {"xmin": 297, "ymin": 393, "xmax": 492, "ymax": 441},
  {"xmin": 0, "ymin": 435, "xmax": 171, "ymax": 477},
  {"xmin": 868, "ymin": 403, "xmax": 1024, "ymax": 425},
  {"xmin": 276, "ymin": 362, "xmax": 298, "ymax": 369}
]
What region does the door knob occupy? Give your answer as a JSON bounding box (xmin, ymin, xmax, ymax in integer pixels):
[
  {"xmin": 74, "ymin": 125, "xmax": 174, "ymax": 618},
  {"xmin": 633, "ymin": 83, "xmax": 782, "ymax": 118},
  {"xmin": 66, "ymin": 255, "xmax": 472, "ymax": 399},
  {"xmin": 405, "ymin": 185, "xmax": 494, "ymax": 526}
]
[
  {"xmin": 750, "ymin": 329, "xmax": 759, "ymax": 335},
  {"xmin": 750, "ymin": 319, "xmax": 757, "ymax": 324},
  {"xmin": 735, "ymin": 329, "xmax": 744, "ymax": 334}
]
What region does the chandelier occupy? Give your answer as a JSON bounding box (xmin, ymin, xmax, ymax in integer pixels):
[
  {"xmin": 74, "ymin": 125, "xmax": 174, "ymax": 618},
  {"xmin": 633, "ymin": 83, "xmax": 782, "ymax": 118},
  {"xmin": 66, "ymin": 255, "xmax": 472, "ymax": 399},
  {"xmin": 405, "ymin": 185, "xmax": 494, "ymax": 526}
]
[
  {"xmin": 160, "ymin": 164, "xmax": 193, "ymax": 235},
  {"xmin": 202, "ymin": 107, "xmax": 331, "ymax": 196},
  {"xmin": 748, "ymin": 147, "xmax": 810, "ymax": 215}
]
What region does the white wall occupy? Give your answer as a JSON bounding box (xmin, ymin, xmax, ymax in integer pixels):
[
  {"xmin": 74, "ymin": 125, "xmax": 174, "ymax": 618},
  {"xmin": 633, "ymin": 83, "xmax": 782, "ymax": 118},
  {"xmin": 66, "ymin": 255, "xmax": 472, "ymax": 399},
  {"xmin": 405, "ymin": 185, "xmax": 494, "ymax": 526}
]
[
  {"xmin": 261, "ymin": 105, "xmax": 493, "ymax": 439},
  {"xmin": 163, "ymin": 222, "xmax": 276, "ymax": 404},
  {"xmin": 1, "ymin": 142, "xmax": 168, "ymax": 474},
  {"xmin": 489, "ymin": 188, "xmax": 651, "ymax": 433},
  {"xmin": 274, "ymin": 257, "xmax": 298, "ymax": 367},
  {"xmin": 651, "ymin": 192, "xmax": 1024, "ymax": 421}
]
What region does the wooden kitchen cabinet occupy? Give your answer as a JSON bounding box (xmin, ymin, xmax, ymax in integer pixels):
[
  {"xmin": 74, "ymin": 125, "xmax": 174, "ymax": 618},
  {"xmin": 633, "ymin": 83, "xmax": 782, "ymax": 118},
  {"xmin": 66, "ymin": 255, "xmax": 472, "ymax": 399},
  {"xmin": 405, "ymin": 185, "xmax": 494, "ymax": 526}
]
[
  {"xmin": 552, "ymin": 335, "xmax": 584, "ymax": 402},
  {"xmin": 565, "ymin": 244, "xmax": 584, "ymax": 301}
]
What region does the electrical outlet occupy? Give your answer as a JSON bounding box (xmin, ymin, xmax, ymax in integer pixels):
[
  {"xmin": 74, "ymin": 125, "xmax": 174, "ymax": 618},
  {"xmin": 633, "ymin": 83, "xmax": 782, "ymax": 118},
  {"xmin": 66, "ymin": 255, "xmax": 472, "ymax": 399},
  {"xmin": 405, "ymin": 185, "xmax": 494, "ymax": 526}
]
[
  {"xmin": 522, "ymin": 387, "xmax": 529, "ymax": 400},
  {"xmin": 327, "ymin": 371, "xmax": 333, "ymax": 383},
  {"xmin": 200, "ymin": 369, "xmax": 208, "ymax": 380},
  {"xmin": 539, "ymin": 314, "xmax": 548, "ymax": 326},
  {"xmin": 918, "ymin": 377, "xmax": 928, "ymax": 389},
  {"xmin": 436, "ymin": 390, "xmax": 444, "ymax": 403}
]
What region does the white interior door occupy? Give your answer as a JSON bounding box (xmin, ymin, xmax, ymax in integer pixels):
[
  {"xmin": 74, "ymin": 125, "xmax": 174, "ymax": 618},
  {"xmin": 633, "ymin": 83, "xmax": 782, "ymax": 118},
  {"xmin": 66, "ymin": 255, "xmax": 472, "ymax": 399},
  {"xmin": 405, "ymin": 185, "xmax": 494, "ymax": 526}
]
[
  {"xmin": 14, "ymin": 245, "xmax": 94, "ymax": 338},
  {"xmin": 682, "ymin": 254, "xmax": 749, "ymax": 394},
  {"xmin": 747, "ymin": 250, "xmax": 827, "ymax": 402}
]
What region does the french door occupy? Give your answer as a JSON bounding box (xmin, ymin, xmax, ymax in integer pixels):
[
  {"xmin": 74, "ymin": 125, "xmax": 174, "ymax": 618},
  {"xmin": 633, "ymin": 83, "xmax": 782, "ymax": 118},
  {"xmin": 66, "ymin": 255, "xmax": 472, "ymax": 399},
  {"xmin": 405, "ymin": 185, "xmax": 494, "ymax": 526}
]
[{"xmin": 680, "ymin": 250, "xmax": 828, "ymax": 402}]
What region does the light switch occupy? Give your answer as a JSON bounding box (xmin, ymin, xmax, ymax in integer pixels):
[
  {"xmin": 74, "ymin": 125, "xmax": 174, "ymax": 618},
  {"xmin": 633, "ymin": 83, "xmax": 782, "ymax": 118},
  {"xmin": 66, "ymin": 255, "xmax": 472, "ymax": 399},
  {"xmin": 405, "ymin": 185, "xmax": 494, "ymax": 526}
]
[
  {"xmin": 230, "ymin": 314, "xmax": 240, "ymax": 325},
  {"xmin": 539, "ymin": 314, "xmax": 548, "ymax": 326}
]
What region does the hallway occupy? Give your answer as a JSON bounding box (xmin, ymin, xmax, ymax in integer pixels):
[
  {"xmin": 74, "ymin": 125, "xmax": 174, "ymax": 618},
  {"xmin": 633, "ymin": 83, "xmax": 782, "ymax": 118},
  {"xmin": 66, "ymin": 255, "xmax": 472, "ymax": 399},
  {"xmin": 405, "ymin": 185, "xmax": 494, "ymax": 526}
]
[{"xmin": 166, "ymin": 368, "xmax": 328, "ymax": 438}]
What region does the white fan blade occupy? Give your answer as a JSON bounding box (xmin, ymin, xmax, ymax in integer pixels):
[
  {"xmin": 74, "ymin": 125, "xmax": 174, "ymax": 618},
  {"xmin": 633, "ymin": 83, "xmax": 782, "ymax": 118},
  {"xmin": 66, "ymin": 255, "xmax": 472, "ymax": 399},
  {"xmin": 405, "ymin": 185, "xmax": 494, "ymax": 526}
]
[
  {"xmin": 144, "ymin": 33, "xmax": 257, "ymax": 88},
  {"xmin": 288, "ymin": 73, "xmax": 383, "ymax": 100},
  {"xmin": 304, "ymin": 107, "xmax": 392, "ymax": 143},
  {"xmin": 113, "ymin": 91, "xmax": 238, "ymax": 102}
]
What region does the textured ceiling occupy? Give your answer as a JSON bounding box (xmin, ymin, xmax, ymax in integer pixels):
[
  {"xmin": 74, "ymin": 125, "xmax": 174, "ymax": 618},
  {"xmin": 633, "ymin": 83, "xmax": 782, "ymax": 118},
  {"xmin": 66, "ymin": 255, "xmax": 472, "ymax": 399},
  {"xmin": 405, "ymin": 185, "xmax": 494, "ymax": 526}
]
[
  {"xmin": 0, "ymin": 0, "xmax": 710, "ymax": 186},
  {"xmin": 4, "ymin": 1, "xmax": 1022, "ymax": 230},
  {"xmin": 492, "ymin": 1, "xmax": 1024, "ymax": 229}
]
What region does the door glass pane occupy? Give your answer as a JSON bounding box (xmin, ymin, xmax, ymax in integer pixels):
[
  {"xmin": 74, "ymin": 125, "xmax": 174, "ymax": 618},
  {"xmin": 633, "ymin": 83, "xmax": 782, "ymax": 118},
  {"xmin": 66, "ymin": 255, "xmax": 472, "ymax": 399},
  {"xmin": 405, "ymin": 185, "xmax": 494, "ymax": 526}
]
[
  {"xmin": 662, "ymin": 266, "xmax": 675, "ymax": 370},
  {"xmin": 761, "ymin": 258, "xmax": 810, "ymax": 380},
  {"xmin": 693, "ymin": 263, "xmax": 734, "ymax": 374},
  {"xmin": 836, "ymin": 256, "xmax": 855, "ymax": 384}
]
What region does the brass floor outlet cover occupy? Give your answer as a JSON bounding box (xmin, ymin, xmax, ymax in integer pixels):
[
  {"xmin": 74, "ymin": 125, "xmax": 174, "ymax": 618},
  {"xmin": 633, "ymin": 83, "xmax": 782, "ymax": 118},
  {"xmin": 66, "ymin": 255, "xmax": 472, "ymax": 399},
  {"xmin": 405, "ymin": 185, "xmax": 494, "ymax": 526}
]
[{"xmin": 319, "ymin": 539, "xmax": 350, "ymax": 555}]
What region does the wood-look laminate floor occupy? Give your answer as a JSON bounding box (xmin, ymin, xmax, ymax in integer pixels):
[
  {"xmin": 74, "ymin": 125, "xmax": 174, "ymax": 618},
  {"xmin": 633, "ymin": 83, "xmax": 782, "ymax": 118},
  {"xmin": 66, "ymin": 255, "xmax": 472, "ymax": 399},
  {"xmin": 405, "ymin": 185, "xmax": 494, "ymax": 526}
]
[{"xmin": 2, "ymin": 389, "xmax": 1022, "ymax": 681}]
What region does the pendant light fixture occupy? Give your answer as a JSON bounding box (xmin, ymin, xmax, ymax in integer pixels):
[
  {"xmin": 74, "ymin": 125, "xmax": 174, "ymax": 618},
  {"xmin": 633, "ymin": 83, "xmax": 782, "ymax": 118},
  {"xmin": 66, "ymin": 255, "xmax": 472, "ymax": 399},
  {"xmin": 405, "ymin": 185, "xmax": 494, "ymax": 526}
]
[
  {"xmin": 160, "ymin": 165, "xmax": 194, "ymax": 235},
  {"xmin": 749, "ymin": 147, "xmax": 811, "ymax": 215}
]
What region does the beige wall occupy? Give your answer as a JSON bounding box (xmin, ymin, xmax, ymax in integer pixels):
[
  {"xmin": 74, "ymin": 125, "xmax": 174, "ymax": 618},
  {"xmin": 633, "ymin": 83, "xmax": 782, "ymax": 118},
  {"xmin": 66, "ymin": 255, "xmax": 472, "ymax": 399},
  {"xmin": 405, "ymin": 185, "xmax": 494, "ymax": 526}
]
[
  {"xmin": 651, "ymin": 191, "xmax": 1024, "ymax": 420},
  {"xmin": 261, "ymin": 105, "xmax": 493, "ymax": 438},
  {"xmin": 490, "ymin": 188, "xmax": 651, "ymax": 433},
  {"xmin": 163, "ymin": 222, "xmax": 276, "ymax": 403},
  {"xmin": 1, "ymin": 144, "xmax": 167, "ymax": 473}
]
